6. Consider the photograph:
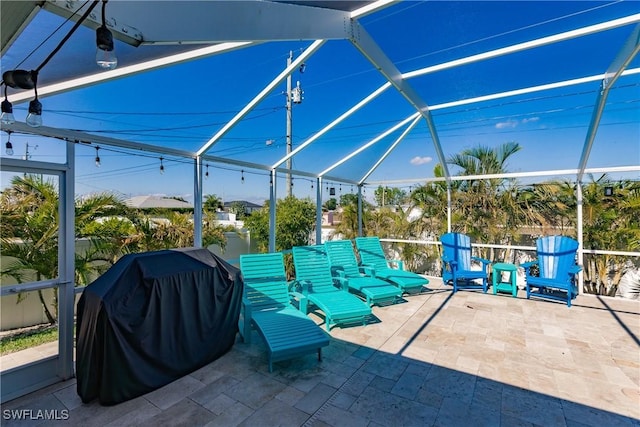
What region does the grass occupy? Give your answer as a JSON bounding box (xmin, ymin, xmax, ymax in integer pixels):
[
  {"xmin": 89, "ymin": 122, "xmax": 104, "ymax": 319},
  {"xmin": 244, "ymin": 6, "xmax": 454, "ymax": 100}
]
[{"xmin": 0, "ymin": 326, "xmax": 58, "ymax": 355}]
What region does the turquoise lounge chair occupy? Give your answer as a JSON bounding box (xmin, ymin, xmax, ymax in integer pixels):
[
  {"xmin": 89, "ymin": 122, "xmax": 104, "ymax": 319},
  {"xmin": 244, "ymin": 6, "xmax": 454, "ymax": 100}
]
[
  {"xmin": 239, "ymin": 252, "xmax": 329, "ymax": 372},
  {"xmin": 522, "ymin": 235, "xmax": 581, "ymax": 307},
  {"xmin": 325, "ymin": 240, "xmax": 402, "ymax": 306},
  {"xmin": 354, "ymin": 237, "xmax": 429, "ymax": 294},
  {"xmin": 440, "ymin": 232, "xmax": 491, "ymax": 293},
  {"xmin": 292, "ymin": 245, "xmax": 372, "ymax": 331}
]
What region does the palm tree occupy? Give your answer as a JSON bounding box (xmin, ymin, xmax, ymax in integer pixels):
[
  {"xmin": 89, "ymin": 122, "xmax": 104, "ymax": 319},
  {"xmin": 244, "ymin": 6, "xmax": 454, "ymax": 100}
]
[
  {"xmin": 446, "ymin": 142, "xmax": 522, "ymax": 257},
  {"xmin": 1, "ymin": 175, "xmax": 131, "ymax": 323},
  {"xmin": 204, "ymin": 194, "xmax": 223, "ymax": 212}
]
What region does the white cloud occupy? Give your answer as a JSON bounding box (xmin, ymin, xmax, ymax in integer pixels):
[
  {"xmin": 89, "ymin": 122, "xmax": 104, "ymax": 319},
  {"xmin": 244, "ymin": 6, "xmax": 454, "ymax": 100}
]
[
  {"xmin": 410, "ymin": 156, "xmax": 433, "ymax": 165},
  {"xmin": 495, "ymin": 120, "xmax": 518, "ymax": 129},
  {"xmin": 522, "ymin": 117, "xmax": 540, "ymax": 124}
]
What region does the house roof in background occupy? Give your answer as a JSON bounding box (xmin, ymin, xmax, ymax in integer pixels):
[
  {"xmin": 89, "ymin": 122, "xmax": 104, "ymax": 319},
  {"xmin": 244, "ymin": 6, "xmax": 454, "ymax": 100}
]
[
  {"xmin": 223, "ymin": 200, "xmax": 263, "ymax": 208},
  {"xmin": 125, "ymin": 195, "xmax": 193, "ymax": 209}
]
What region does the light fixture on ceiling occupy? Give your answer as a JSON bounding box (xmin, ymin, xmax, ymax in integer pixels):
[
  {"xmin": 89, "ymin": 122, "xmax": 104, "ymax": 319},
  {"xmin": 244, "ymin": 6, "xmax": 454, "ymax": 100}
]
[
  {"xmin": 2, "ymin": 69, "xmax": 42, "ymax": 128},
  {"xmin": 1, "ymin": 86, "xmax": 15, "ymax": 125},
  {"xmin": 26, "ymin": 96, "xmax": 42, "ymax": 128},
  {"xmin": 95, "ymin": 146, "xmax": 101, "ymax": 167},
  {"xmin": 96, "ymin": 0, "xmax": 117, "ymax": 70},
  {"xmin": 5, "ymin": 131, "xmax": 14, "ymax": 155}
]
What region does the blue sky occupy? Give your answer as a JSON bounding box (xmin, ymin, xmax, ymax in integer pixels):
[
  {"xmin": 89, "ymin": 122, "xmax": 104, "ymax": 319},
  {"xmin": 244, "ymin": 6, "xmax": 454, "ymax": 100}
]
[{"xmin": 1, "ymin": 1, "xmax": 639, "ymax": 204}]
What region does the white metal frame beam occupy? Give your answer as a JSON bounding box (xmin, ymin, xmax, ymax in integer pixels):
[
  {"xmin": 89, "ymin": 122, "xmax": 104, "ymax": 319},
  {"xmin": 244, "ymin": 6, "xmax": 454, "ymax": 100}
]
[
  {"xmin": 576, "ymin": 24, "xmax": 640, "ymax": 182},
  {"xmin": 8, "ymin": 42, "xmax": 255, "ymax": 104},
  {"xmin": 368, "ymin": 165, "xmax": 640, "ymax": 186},
  {"xmin": 351, "ymin": 0, "xmax": 400, "ymax": 19},
  {"xmin": 349, "ymin": 21, "xmax": 451, "ymax": 179},
  {"xmin": 402, "ymin": 14, "xmax": 640, "ymax": 80},
  {"xmin": 319, "ymin": 112, "xmax": 420, "ymax": 177},
  {"xmin": 272, "ymin": 82, "xmax": 392, "ymax": 169},
  {"xmin": 196, "ymin": 40, "xmax": 326, "ymax": 156},
  {"xmin": 43, "ymin": 0, "xmax": 353, "ymax": 45},
  {"xmin": 359, "ymin": 115, "xmax": 422, "ymax": 184}
]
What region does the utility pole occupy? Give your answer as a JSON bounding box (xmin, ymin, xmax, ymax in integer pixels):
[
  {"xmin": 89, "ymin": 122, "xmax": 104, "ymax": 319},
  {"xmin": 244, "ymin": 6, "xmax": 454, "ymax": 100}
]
[
  {"xmin": 285, "ymin": 51, "xmax": 305, "ymax": 197},
  {"xmin": 286, "ymin": 51, "xmax": 293, "ymax": 197}
]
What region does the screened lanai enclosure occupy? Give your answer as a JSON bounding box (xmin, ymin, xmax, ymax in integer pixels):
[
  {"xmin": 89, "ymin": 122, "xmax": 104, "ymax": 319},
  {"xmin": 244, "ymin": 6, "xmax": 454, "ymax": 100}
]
[{"xmin": 0, "ymin": 0, "xmax": 639, "ymax": 403}]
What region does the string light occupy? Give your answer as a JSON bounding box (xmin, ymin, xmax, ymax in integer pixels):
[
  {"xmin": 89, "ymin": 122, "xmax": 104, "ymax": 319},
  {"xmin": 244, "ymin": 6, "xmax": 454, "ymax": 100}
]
[
  {"xmin": 96, "ymin": 0, "xmax": 117, "ymax": 70},
  {"xmin": 311, "ymin": 181, "xmax": 314, "ymax": 190},
  {"xmin": 205, "ymin": 163, "xmax": 209, "ymax": 179},
  {"xmin": 5, "ymin": 131, "xmax": 13, "ymax": 155},
  {"xmin": 241, "ymin": 169, "xmax": 245, "ymax": 184},
  {"xmin": 94, "ymin": 146, "xmax": 101, "ymax": 167},
  {"xmin": 1, "ymin": 86, "xmax": 15, "ymax": 125},
  {"xmin": 159, "ymin": 156, "xmax": 164, "ymax": 174}
]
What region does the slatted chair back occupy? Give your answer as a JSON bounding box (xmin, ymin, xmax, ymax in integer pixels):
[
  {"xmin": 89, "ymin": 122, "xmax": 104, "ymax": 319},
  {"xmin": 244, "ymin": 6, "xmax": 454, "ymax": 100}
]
[
  {"xmin": 292, "ymin": 245, "xmax": 338, "ymax": 294},
  {"xmin": 240, "ymin": 253, "xmax": 290, "ymax": 311},
  {"xmin": 325, "ymin": 240, "xmax": 361, "ymax": 277},
  {"xmin": 440, "ymin": 232, "xmax": 473, "ymax": 271},
  {"xmin": 536, "ymin": 236, "xmax": 579, "ymax": 281},
  {"xmin": 354, "ymin": 237, "xmax": 389, "ymax": 271}
]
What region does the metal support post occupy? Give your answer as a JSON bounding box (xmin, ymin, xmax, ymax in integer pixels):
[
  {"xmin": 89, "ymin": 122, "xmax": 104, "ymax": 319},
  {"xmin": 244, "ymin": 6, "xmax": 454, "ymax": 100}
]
[
  {"xmin": 194, "ymin": 156, "xmax": 203, "ymax": 248},
  {"xmin": 269, "ymin": 169, "xmax": 277, "ymax": 252}
]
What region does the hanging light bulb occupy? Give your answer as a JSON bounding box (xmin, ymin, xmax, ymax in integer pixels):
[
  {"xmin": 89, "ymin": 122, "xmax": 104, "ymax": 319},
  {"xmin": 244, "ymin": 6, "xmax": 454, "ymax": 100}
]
[
  {"xmin": 1, "ymin": 87, "xmax": 15, "ymax": 125},
  {"xmin": 205, "ymin": 163, "xmax": 209, "ymax": 179},
  {"xmin": 94, "ymin": 146, "xmax": 101, "ymax": 167},
  {"xmin": 159, "ymin": 157, "xmax": 165, "ymax": 174},
  {"xmin": 26, "ymin": 98, "xmax": 42, "ymax": 127},
  {"xmin": 311, "ymin": 181, "xmax": 314, "ymax": 190},
  {"xmin": 25, "ymin": 72, "xmax": 42, "ymax": 128},
  {"xmin": 96, "ymin": 1, "xmax": 117, "ymax": 70},
  {"xmin": 241, "ymin": 169, "xmax": 245, "ymax": 184},
  {"xmin": 5, "ymin": 131, "xmax": 14, "ymax": 155}
]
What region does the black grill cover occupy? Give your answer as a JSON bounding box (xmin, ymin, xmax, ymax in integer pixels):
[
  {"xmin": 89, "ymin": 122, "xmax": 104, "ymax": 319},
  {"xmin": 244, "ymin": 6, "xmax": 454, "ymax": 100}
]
[{"xmin": 76, "ymin": 248, "xmax": 242, "ymax": 405}]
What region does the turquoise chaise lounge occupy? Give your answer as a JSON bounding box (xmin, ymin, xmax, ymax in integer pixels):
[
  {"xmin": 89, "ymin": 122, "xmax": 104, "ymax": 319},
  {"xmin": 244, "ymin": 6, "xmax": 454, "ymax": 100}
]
[
  {"xmin": 292, "ymin": 245, "xmax": 372, "ymax": 331},
  {"xmin": 354, "ymin": 236, "xmax": 429, "ymax": 294},
  {"xmin": 239, "ymin": 252, "xmax": 330, "ymax": 371},
  {"xmin": 325, "ymin": 240, "xmax": 402, "ymax": 306}
]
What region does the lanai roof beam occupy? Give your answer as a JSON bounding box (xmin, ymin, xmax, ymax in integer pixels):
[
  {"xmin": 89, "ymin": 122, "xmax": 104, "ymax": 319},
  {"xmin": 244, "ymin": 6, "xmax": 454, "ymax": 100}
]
[
  {"xmin": 348, "ymin": 22, "xmax": 450, "ymax": 179},
  {"xmin": 576, "ymin": 24, "xmax": 640, "ymax": 182},
  {"xmin": 196, "ymin": 40, "xmax": 325, "ymax": 156}
]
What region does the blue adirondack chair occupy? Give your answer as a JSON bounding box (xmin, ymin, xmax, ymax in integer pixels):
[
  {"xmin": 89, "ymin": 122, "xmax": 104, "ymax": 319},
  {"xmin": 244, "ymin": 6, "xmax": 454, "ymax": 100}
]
[
  {"xmin": 354, "ymin": 237, "xmax": 429, "ymax": 294},
  {"xmin": 292, "ymin": 245, "xmax": 372, "ymax": 331},
  {"xmin": 325, "ymin": 240, "xmax": 402, "ymax": 306},
  {"xmin": 440, "ymin": 232, "xmax": 491, "ymax": 293},
  {"xmin": 522, "ymin": 236, "xmax": 581, "ymax": 307},
  {"xmin": 239, "ymin": 252, "xmax": 329, "ymax": 372}
]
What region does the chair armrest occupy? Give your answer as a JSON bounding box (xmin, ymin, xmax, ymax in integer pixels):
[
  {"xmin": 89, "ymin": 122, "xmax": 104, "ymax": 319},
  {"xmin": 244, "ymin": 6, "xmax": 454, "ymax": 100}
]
[
  {"xmin": 472, "ymin": 257, "xmax": 491, "ymax": 272},
  {"xmin": 389, "ymin": 259, "xmax": 404, "ymax": 270},
  {"xmin": 568, "ymin": 265, "xmax": 582, "ymax": 274},
  {"xmin": 239, "ymin": 296, "xmax": 253, "ymax": 343},
  {"xmin": 289, "ymin": 279, "xmax": 311, "ymax": 295},
  {"xmin": 330, "ymin": 266, "xmax": 347, "ymax": 279},
  {"xmin": 360, "ymin": 263, "xmax": 375, "ymax": 276},
  {"xmin": 333, "ymin": 275, "xmax": 349, "ymax": 292},
  {"xmin": 288, "ymin": 290, "xmax": 309, "ymax": 313},
  {"xmin": 472, "ymin": 256, "xmax": 491, "ymax": 266},
  {"xmin": 443, "ymin": 257, "xmax": 458, "ymax": 269}
]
